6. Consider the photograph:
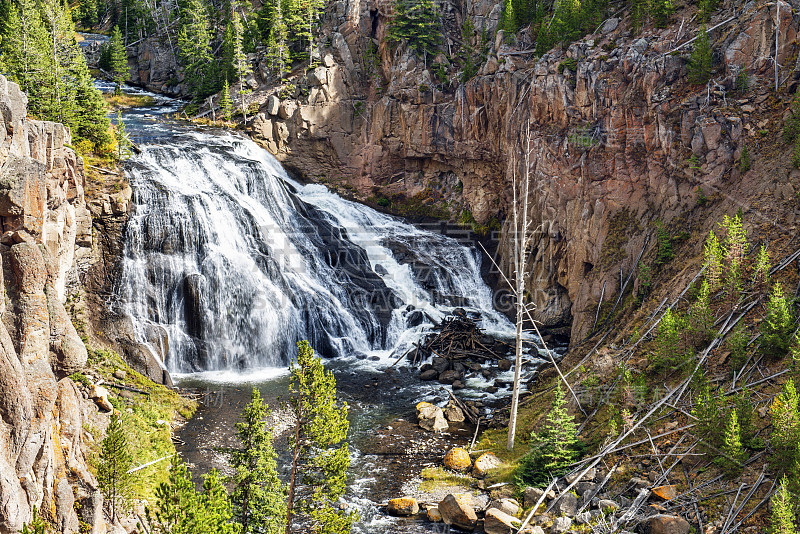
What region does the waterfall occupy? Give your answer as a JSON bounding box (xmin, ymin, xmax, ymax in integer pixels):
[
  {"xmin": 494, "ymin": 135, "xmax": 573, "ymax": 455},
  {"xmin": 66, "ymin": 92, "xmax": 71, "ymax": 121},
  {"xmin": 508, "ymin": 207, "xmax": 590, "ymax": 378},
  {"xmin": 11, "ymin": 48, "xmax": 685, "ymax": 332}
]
[{"xmin": 119, "ymin": 129, "xmax": 513, "ymax": 374}]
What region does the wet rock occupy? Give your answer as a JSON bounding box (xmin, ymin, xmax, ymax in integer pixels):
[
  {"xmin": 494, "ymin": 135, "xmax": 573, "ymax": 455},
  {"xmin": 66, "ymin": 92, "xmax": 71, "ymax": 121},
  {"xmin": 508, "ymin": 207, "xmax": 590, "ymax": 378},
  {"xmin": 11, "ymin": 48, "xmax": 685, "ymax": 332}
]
[
  {"xmin": 444, "ymin": 402, "xmax": 465, "ymax": 422},
  {"xmin": 387, "ymin": 497, "xmax": 419, "ymax": 516},
  {"xmin": 443, "ymin": 447, "xmax": 472, "ymax": 471},
  {"xmin": 439, "ymin": 493, "xmax": 477, "ymax": 531},
  {"xmin": 498, "ymin": 359, "xmax": 512, "ymax": 371},
  {"xmin": 420, "ymin": 369, "xmax": 439, "ymax": 381},
  {"xmin": 427, "ymin": 506, "xmax": 442, "ymax": 522},
  {"xmin": 416, "ymin": 402, "xmax": 448, "ymax": 432},
  {"xmin": 452, "ymin": 380, "xmax": 465, "ymax": 390},
  {"xmin": 438, "ymin": 370, "xmax": 460, "ymax": 384},
  {"xmin": 432, "ymin": 357, "xmax": 450, "ymax": 373},
  {"xmin": 485, "ymin": 508, "xmax": 520, "ymax": 534},
  {"xmin": 638, "ymin": 514, "xmax": 690, "ymax": 534},
  {"xmin": 473, "ymin": 452, "xmax": 502, "ymax": 478},
  {"xmin": 407, "ymin": 309, "xmax": 425, "ymax": 327}
]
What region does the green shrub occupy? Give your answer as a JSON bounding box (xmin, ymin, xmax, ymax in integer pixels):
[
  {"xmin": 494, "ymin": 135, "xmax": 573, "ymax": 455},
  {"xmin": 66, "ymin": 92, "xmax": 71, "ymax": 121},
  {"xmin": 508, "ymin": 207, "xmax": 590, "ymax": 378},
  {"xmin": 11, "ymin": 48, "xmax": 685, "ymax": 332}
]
[
  {"xmin": 716, "ymin": 409, "xmax": 745, "ymax": 477},
  {"xmin": 770, "ymin": 379, "xmax": 800, "ymax": 472},
  {"xmin": 651, "ymin": 308, "xmax": 692, "ymax": 371},
  {"xmin": 688, "ymin": 25, "xmax": 712, "ymax": 85},
  {"xmin": 692, "ymin": 374, "xmax": 723, "ymax": 452},
  {"xmin": 753, "ymin": 244, "xmax": 771, "ymax": 288},
  {"xmin": 704, "ymin": 229, "xmax": 724, "ymax": 291},
  {"xmin": 739, "ymin": 145, "xmax": 751, "ymax": 172},
  {"xmin": 727, "ymin": 324, "xmax": 750, "ymax": 375},
  {"xmin": 654, "ymin": 220, "xmax": 674, "ymax": 266},
  {"xmin": 770, "ymin": 476, "xmax": 797, "ymax": 534}
]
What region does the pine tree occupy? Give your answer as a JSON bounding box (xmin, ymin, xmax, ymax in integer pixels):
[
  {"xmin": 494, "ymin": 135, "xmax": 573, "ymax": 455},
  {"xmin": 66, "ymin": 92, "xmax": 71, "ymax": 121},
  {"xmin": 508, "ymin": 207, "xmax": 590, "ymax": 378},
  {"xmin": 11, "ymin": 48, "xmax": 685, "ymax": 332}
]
[
  {"xmin": 753, "ymin": 244, "xmax": 771, "ymax": 288},
  {"xmin": 459, "ymin": 18, "xmax": 477, "ymax": 82},
  {"xmin": 79, "ymin": 0, "xmax": 98, "ymax": 28},
  {"xmin": 501, "ymin": 0, "xmax": 516, "ymax": 39},
  {"xmin": 1, "ymin": 0, "xmax": 49, "ymax": 106},
  {"xmin": 689, "ymin": 280, "xmax": 714, "ymax": 347},
  {"xmin": 148, "ymin": 455, "xmax": 200, "ymax": 534},
  {"xmin": 771, "ymin": 476, "xmax": 797, "ymax": 534},
  {"xmin": 265, "ymin": 0, "xmax": 290, "ymax": 79},
  {"xmin": 688, "ymin": 25, "xmax": 712, "ymax": 85},
  {"xmin": 692, "ymin": 374, "xmax": 723, "ymax": 452},
  {"xmin": 109, "ymin": 25, "xmax": 129, "ymax": 95},
  {"xmin": 771, "ymin": 379, "xmax": 800, "ymax": 471},
  {"xmin": 761, "ymin": 283, "xmax": 795, "ymax": 358},
  {"xmin": 718, "ymin": 408, "xmax": 745, "ymax": 477},
  {"xmin": 98, "ymin": 413, "xmax": 134, "ymax": 523},
  {"xmin": 387, "ymin": 0, "xmax": 441, "ymax": 58},
  {"xmin": 739, "ymin": 144, "xmax": 752, "ymax": 172},
  {"xmin": 721, "ymin": 213, "xmax": 748, "ymax": 304},
  {"xmin": 728, "ymin": 323, "xmax": 750, "ymax": 375},
  {"xmin": 114, "ymin": 112, "xmax": 132, "ymax": 160},
  {"xmin": 222, "ymin": 21, "xmax": 237, "ymax": 82},
  {"xmin": 198, "ymin": 469, "xmax": 238, "ymax": 534},
  {"xmin": 704, "ymin": 229, "xmax": 724, "ymax": 291},
  {"xmin": 73, "ymin": 52, "xmax": 112, "ymax": 150},
  {"xmin": 651, "ymin": 0, "xmax": 673, "ymax": 28},
  {"xmin": 177, "ymin": 0, "xmax": 214, "ymax": 97},
  {"xmin": 230, "ymin": 11, "xmax": 253, "ymax": 122},
  {"xmin": 652, "ymin": 308, "xmax": 692, "ymax": 370},
  {"xmin": 515, "ymin": 384, "xmax": 580, "ymax": 487},
  {"xmin": 220, "ymin": 79, "xmax": 233, "ymax": 122},
  {"xmin": 40, "ymin": 0, "xmax": 81, "ymax": 126},
  {"xmin": 285, "ymin": 341, "xmax": 356, "ymax": 534},
  {"xmin": 230, "ymin": 388, "xmax": 286, "ymax": 534}
]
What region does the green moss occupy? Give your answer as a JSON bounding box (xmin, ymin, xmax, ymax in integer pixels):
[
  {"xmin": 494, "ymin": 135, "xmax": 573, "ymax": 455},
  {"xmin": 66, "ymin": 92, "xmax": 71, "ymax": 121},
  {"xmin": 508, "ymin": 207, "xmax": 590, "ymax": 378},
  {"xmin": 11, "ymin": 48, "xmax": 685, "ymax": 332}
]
[
  {"xmin": 368, "ymin": 188, "xmax": 451, "ymax": 220},
  {"xmin": 600, "ymin": 209, "xmax": 641, "ymax": 268},
  {"xmin": 460, "ymin": 209, "xmax": 502, "ymax": 237}
]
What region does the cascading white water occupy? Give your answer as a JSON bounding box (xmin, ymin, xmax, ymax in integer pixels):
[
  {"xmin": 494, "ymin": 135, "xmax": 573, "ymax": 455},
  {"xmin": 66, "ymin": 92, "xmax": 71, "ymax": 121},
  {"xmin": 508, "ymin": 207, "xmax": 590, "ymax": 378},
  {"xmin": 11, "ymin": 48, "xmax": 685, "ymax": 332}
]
[{"xmin": 119, "ymin": 127, "xmax": 515, "ymax": 374}]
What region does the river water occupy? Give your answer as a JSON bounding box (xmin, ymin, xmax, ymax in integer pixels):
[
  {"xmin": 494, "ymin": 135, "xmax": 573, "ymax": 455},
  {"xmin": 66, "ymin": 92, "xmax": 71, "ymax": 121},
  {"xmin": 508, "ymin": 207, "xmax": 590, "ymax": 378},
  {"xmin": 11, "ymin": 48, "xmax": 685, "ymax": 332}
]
[{"xmin": 102, "ymin": 82, "xmax": 544, "ymax": 532}]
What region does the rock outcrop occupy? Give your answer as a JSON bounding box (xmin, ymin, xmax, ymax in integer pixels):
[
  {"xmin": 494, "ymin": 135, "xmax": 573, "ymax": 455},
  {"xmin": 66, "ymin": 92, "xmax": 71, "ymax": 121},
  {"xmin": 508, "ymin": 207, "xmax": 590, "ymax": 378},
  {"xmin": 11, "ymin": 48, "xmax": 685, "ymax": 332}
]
[
  {"xmin": 0, "ymin": 73, "xmax": 103, "ymax": 533},
  {"xmin": 239, "ymin": 0, "xmax": 800, "ymax": 341}
]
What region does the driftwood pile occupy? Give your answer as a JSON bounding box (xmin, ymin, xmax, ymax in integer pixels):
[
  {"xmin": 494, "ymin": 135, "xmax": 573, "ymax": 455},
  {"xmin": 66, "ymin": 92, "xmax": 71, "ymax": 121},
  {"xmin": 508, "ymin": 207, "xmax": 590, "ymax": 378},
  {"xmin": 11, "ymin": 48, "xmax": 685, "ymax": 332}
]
[{"xmin": 404, "ymin": 314, "xmax": 513, "ymax": 366}]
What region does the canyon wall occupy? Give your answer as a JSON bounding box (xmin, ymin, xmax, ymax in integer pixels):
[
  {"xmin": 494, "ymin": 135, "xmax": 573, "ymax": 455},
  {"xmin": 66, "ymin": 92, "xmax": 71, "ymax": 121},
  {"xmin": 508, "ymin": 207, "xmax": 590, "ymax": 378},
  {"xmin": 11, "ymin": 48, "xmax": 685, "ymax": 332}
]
[
  {"xmin": 0, "ymin": 74, "xmax": 108, "ymax": 534},
  {"xmin": 245, "ymin": 0, "xmax": 800, "ymax": 341}
]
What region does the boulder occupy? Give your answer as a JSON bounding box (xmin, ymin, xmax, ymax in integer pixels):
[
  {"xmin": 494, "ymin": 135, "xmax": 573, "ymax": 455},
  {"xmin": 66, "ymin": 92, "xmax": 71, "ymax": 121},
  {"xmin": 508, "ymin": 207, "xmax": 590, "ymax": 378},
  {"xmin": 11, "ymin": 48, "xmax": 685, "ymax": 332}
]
[
  {"xmin": 89, "ymin": 384, "xmax": 113, "ymax": 412},
  {"xmin": 524, "ymin": 487, "xmax": 555, "ymax": 508},
  {"xmin": 431, "ymin": 356, "xmax": 449, "ymax": 373},
  {"xmin": 638, "ymin": 514, "xmax": 690, "ymax": 534},
  {"xmin": 551, "ymin": 492, "xmax": 578, "ymax": 517},
  {"xmin": 416, "ymin": 402, "xmax": 448, "ymax": 432},
  {"xmin": 443, "ymin": 447, "xmax": 471, "ymax": 471},
  {"xmin": 426, "ymin": 506, "xmax": 442, "ymax": 522},
  {"xmin": 498, "ymin": 359, "xmax": 512, "ymax": 371},
  {"xmin": 438, "ymin": 494, "xmax": 477, "ymax": 531},
  {"xmin": 387, "ymin": 497, "xmax": 419, "ymax": 516},
  {"xmin": 473, "ymin": 452, "xmax": 502, "ymax": 478},
  {"xmin": 444, "ymin": 401, "xmax": 465, "ymax": 422},
  {"xmin": 419, "ymin": 369, "xmax": 438, "ymax": 381},
  {"xmin": 484, "ymin": 508, "xmax": 520, "ymax": 534},
  {"xmin": 266, "ymin": 95, "xmax": 280, "ymax": 116},
  {"xmin": 438, "ymin": 370, "xmax": 460, "ymax": 384},
  {"xmin": 651, "ymin": 485, "xmax": 677, "ymax": 501},
  {"xmin": 550, "ymin": 516, "xmax": 572, "ymax": 534},
  {"xmin": 488, "ymin": 498, "xmax": 520, "ymax": 517},
  {"xmin": 113, "ymin": 369, "xmax": 126, "ymax": 380}
]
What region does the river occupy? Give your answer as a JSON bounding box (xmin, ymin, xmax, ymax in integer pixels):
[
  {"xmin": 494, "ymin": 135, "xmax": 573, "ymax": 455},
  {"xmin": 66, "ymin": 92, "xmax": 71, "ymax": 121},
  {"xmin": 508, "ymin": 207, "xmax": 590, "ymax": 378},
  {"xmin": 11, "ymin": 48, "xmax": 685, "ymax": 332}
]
[{"xmin": 100, "ymin": 81, "xmax": 546, "ymax": 533}]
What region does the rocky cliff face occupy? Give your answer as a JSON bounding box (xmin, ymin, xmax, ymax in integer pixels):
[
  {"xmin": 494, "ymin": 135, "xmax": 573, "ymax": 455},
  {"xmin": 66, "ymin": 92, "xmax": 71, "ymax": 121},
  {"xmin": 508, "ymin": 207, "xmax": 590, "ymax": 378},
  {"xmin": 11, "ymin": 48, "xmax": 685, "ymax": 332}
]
[
  {"xmin": 244, "ymin": 0, "xmax": 800, "ymax": 341},
  {"xmin": 0, "ymin": 74, "xmax": 108, "ymax": 534}
]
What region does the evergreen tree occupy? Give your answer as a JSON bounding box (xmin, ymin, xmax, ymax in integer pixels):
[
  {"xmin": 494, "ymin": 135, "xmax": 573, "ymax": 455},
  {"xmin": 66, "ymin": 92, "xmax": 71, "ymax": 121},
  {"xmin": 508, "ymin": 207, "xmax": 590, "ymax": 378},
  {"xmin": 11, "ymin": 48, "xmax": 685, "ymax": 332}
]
[
  {"xmin": 704, "ymin": 229, "xmax": 724, "ymax": 291},
  {"xmin": 98, "ymin": 413, "xmax": 134, "ymax": 523},
  {"xmin": 79, "ymin": 0, "xmax": 98, "ymax": 28},
  {"xmin": 753, "ymin": 244, "xmax": 771, "ymax": 288},
  {"xmin": 692, "ymin": 374, "xmax": 723, "ymax": 452},
  {"xmin": 761, "ymin": 283, "xmax": 795, "ymax": 358},
  {"xmin": 515, "ymin": 384, "xmax": 580, "ymax": 487},
  {"xmin": 109, "ymin": 25, "xmax": 129, "ymax": 95},
  {"xmin": 651, "ymin": 0, "xmax": 673, "ymax": 28},
  {"xmin": 39, "ymin": 0, "xmax": 80, "ymax": 126},
  {"xmin": 501, "ymin": 0, "xmax": 516, "ymax": 39},
  {"xmin": 688, "ymin": 25, "xmax": 712, "ymax": 85},
  {"xmin": 73, "ymin": 52, "xmax": 112, "ymax": 150},
  {"xmin": 459, "ymin": 18, "xmax": 477, "ymax": 82},
  {"xmin": 771, "ymin": 476, "xmax": 797, "ymax": 534},
  {"xmin": 230, "ymin": 388, "xmax": 286, "ymax": 534},
  {"xmin": 198, "ymin": 469, "xmax": 239, "ymax": 534},
  {"xmin": 265, "ymin": 0, "xmax": 289, "ymax": 79},
  {"xmin": 177, "ymin": 0, "xmax": 215, "ymax": 97},
  {"xmin": 652, "ymin": 308, "xmax": 692, "ymax": 370},
  {"xmin": 114, "ymin": 112, "xmax": 132, "ymax": 160},
  {"xmin": 1, "ymin": 0, "xmax": 49, "ymax": 105},
  {"xmin": 285, "ymin": 341, "xmax": 356, "ymax": 534},
  {"xmin": 718, "ymin": 408, "xmax": 745, "ymax": 477},
  {"xmin": 689, "ymin": 280, "xmax": 714, "ymax": 347},
  {"xmin": 771, "ymin": 379, "xmax": 800, "ymax": 471},
  {"xmin": 222, "ymin": 20, "xmax": 237, "ymax": 82},
  {"xmin": 721, "ymin": 213, "xmax": 748, "ymax": 303},
  {"xmin": 220, "ymin": 79, "xmax": 233, "ymax": 121},
  {"xmin": 230, "ymin": 11, "xmax": 253, "ymax": 121},
  {"xmin": 387, "ymin": 0, "xmax": 441, "ymax": 58},
  {"xmin": 148, "ymin": 455, "xmax": 199, "ymax": 534}
]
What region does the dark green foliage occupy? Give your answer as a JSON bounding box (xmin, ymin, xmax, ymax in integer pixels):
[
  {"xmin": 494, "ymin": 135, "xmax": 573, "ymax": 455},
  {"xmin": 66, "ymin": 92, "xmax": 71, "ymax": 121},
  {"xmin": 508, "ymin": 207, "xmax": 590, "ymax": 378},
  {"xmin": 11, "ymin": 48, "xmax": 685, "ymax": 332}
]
[
  {"xmin": 148, "ymin": 455, "xmax": 199, "ymax": 533},
  {"xmin": 460, "ymin": 19, "xmax": 478, "ymax": 82},
  {"xmin": 654, "ymin": 220, "xmax": 674, "ymax": 265},
  {"xmin": 109, "ymin": 26, "xmax": 129, "ymax": 94},
  {"xmin": 692, "ymin": 374, "xmax": 724, "ymax": 452},
  {"xmin": 688, "ymin": 25, "xmax": 712, "ymax": 85},
  {"xmin": 651, "ymin": 0, "xmax": 674, "ymax": 28},
  {"xmin": 651, "ymin": 308, "xmax": 693, "ymax": 371},
  {"xmin": 689, "ymin": 280, "xmax": 713, "ymax": 347},
  {"xmin": 727, "ymin": 323, "xmax": 750, "ymax": 375},
  {"xmin": 739, "ymin": 145, "xmax": 751, "ymax": 172},
  {"xmin": 734, "ymin": 389, "xmax": 762, "ymax": 450},
  {"xmin": 285, "ymin": 341, "xmax": 356, "ymax": 534},
  {"xmin": 78, "ymin": 0, "xmax": 98, "ymax": 28},
  {"xmin": 177, "ymin": 0, "xmax": 216, "ymax": 97},
  {"xmin": 98, "ymin": 42, "xmax": 112, "ymax": 71},
  {"xmin": 220, "ymin": 79, "xmax": 233, "ymax": 122},
  {"xmin": 515, "ymin": 385, "xmax": 581, "ymax": 487},
  {"xmin": 784, "ymin": 97, "xmax": 800, "ymax": 144},
  {"xmin": 387, "ymin": 0, "xmax": 441, "ymax": 57},
  {"xmin": 73, "ymin": 57, "xmax": 112, "ymax": 150},
  {"xmin": 793, "ymin": 137, "xmax": 800, "ymax": 169},
  {"xmin": 761, "ymin": 283, "xmax": 795, "ymax": 358},
  {"xmin": 501, "ymin": 0, "xmax": 516, "ymax": 38},
  {"xmin": 98, "ymin": 413, "xmax": 133, "ymax": 523},
  {"xmin": 736, "ymin": 66, "xmax": 750, "ymax": 92},
  {"xmin": 198, "ymin": 470, "xmax": 238, "ymax": 534},
  {"xmin": 230, "ymin": 388, "xmax": 286, "ymax": 534},
  {"xmin": 636, "ymin": 262, "xmax": 652, "ymax": 304}
]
